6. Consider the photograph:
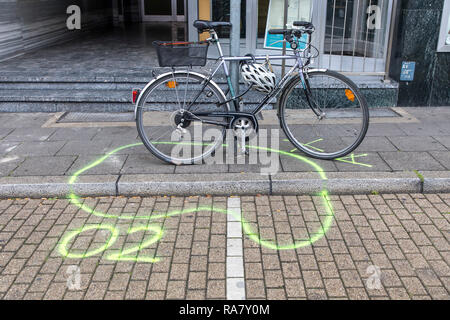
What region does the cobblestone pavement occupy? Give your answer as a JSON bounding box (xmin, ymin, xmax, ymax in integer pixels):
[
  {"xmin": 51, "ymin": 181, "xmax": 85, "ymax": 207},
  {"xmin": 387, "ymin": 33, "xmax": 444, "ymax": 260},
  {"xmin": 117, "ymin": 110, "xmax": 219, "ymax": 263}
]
[{"xmin": 0, "ymin": 193, "xmax": 449, "ymax": 300}]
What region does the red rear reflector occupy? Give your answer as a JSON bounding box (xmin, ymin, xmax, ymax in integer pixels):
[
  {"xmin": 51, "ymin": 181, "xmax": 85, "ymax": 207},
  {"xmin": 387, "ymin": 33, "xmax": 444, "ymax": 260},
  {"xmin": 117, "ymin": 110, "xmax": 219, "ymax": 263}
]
[{"xmin": 132, "ymin": 89, "xmax": 141, "ymax": 104}]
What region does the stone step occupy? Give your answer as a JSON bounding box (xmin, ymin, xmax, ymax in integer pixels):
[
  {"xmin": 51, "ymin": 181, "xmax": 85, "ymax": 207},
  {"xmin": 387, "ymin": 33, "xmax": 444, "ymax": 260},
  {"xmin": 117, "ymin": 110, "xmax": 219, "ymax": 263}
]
[
  {"xmin": 0, "ymin": 81, "xmax": 250, "ymax": 91},
  {"xmin": 0, "ymin": 88, "xmax": 270, "ymax": 103},
  {"xmin": 0, "ymin": 101, "xmax": 274, "ymax": 113}
]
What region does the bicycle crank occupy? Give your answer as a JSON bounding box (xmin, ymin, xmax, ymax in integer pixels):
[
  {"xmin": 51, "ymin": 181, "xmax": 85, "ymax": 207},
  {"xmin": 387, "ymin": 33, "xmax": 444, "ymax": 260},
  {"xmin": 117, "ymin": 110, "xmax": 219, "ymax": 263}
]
[{"xmin": 231, "ymin": 117, "xmax": 256, "ymax": 154}]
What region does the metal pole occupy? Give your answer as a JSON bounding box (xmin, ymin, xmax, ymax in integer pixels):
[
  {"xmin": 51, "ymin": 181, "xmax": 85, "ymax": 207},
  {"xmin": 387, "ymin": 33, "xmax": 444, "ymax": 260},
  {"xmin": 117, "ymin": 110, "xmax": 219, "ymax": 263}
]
[
  {"xmin": 230, "ymin": 0, "xmax": 241, "ymax": 96},
  {"xmin": 281, "ymin": 0, "xmax": 289, "ymax": 76},
  {"xmin": 384, "ymin": 0, "xmax": 398, "ymax": 82}
]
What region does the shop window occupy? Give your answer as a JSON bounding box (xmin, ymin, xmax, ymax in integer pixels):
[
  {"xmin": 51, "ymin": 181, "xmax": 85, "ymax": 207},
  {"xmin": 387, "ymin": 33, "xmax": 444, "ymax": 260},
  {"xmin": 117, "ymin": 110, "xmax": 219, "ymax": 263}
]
[
  {"xmin": 438, "ymin": 0, "xmax": 450, "ymax": 52},
  {"xmin": 324, "ymin": 0, "xmax": 389, "ymax": 59}
]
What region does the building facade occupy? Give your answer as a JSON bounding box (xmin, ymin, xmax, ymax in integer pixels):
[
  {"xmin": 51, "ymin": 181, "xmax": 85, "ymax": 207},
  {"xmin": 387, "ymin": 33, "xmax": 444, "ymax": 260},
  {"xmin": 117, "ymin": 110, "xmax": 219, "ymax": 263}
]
[{"xmin": 0, "ymin": 0, "xmax": 449, "ymax": 107}]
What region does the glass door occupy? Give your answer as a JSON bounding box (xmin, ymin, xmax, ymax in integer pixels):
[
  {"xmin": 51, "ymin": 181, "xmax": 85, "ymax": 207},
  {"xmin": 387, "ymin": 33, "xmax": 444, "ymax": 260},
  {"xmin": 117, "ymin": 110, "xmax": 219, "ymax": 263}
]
[
  {"xmin": 141, "ymin": 0, "xmax": 186, "ymax": 22},
  {"xmin": 316, "ymin": 0, "xmax": 393, "ymax": 75},
  {"xmin": 117, "ymin": 0, "xmax": 124, "ymax": 22},
  {"xmin": 248, "ymin": 0, "xmax": 392, "ymax": 75}
]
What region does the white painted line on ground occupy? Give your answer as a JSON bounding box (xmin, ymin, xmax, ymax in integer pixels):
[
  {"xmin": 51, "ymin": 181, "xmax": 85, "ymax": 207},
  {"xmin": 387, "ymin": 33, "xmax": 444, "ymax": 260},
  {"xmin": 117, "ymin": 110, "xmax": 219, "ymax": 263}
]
[{"xmin": 226, "ymin": 197, "xmax": 246, "ymax": 300}]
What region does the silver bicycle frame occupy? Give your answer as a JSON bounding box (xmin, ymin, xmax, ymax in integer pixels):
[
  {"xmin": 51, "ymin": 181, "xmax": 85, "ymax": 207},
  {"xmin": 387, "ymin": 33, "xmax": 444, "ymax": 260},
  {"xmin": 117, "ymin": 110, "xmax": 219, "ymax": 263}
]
[{"xmin": 206, "ymin": 30, "xmax": 309, "ymax": 115}]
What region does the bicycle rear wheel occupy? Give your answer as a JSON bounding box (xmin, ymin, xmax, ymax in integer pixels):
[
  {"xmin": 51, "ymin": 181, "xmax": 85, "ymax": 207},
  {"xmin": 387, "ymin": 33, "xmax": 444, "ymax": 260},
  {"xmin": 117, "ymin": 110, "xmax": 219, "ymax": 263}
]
[
  {"xmin": 279, "ymin": 70, "xmax": 369, "ymax": 160},
  {"xmin": 136, "ymin": 71, "xmax": 229, "ymax": 165}
]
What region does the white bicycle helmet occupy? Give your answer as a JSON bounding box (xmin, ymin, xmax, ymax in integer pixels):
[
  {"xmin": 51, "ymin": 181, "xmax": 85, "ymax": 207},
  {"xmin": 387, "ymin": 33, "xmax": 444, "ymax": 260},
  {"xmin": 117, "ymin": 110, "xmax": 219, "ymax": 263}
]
[{"xmin": 241, "ymin": 56, "xmax": 276, "ymax": 93}]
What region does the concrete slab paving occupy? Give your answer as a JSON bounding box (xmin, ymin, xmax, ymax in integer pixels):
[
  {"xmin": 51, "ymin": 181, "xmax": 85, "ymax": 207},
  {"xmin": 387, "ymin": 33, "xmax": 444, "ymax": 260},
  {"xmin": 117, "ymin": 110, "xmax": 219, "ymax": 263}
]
[
  {"xmin": 366, "ymin": 123, "xmax": 407, "ymax": 137},
  {"xmin": 433, "ymin": 136, "xmax": 450, "ymax": 149},
  {"xmin": 92, "ymin": 127, "xmax": 139, "ymax": 141},
  {"xmin": 3, "ymin": 128, "xmax": 56, "ymax": 142},
  {"xmin": 397, "ymin": 123, "xmax": 450, "ymax": 136},
  {"xmin": 334, "ymin": 152, "xmax": 393, "ymax": 172},
  {"xmin": 0, "ymin": 109, "xmax": 448, "ymax": 195},
  {"xmin": 0, "ymin": 157, "xmax": 23, "ymax": 176},
  {"xmin": 67, "ymin": 154, "xmax": 128, "ymax": 176},
  {"xmin": 9, "ymin": 141, "xmax": 65, "ymax": 156},
  {"xmin": 120, "ymin": 154, "xmax": 175, "ymax": 174},
  {"xmin": 343, "ymin": 136, "xmax": 398, "ymax": 152},
  {"xmin": 379, "ymin": 152, "xmax": 446, "ymax": 171},
  {"xmin": 47, "ymin": 127, "xmax": 101, "ymax": 141},
  {"xmin": 281, "ymin": 154, "xmax": 339, "ymax": 172},
  {"xmin": 429, "ymin": 151, "xmax": 450, "ymax": 170},
  {"xmin": 0, "ymin": 142, "xmax": 19, "ymax": 155},
  {"xmin": 57, "ymin": 140, "xmax": 114, "ymax": 156},
  {"xmin": 387, "ymin": 136, "xmax": 447, "ymax": 152},
  {"xmin": 0, "ymin": 128, "xmax": 13, "ymax": 140},
  {"xmin": 11, "ymin": 156, "xmax": 76, "ymax": 176}
]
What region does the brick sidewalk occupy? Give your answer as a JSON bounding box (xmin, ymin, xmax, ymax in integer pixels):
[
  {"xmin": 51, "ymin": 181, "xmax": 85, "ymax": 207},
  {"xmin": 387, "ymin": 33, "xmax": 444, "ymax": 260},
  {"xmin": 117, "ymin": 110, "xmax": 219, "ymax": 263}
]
[{"xmin": 0, "ymin": 193, "xmax": 448, "ymax": 300}]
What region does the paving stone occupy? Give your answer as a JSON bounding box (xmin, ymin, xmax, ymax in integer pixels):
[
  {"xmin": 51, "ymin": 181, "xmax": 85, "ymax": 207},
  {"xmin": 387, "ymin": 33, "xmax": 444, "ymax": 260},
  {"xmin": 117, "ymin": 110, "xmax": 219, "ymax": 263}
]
[
  {"xmin": 343, "ymin": 136, "xmax": 398, "ymax": 152},
  {"xmin": 280, "ymin": 155, "xmax": 338, "ymax": 172},
  {"xmin": 397, "ymin": 123, "xmax": 450, "ymax": 136},
  {"xmin": 334, "ymin": 152, "xmax": 392, "ymax": 172},
  {"xmin": 0, "ymin": 194, "xmax": 448, "ymax": 300},
  {"xmin": 67, "ymin": 154, "xmax": 127, "ymax": 175},
  {"xmin": 47, "ymin": 128, "xmax": 101, "ymax": 141},
  {"xmin": 57, "ymin": 140, "xmax": 114, "ymax": 156},
  {"xmin": 0, "ymin": 156, "xmax": 24, "ymax": 176},
  {"xmin": 0, "ymin": 128, "xmax": 13, "ymax": 140},
  {"xmin": 9, "ymin": 141, "xmax": 65, "ymax": 156},
  {"xmin": 0, "ymin": 142, "xmax": 20, "ymax": 155},
  {"xmin": 429, "ymin": 151, "xmax": 450, "ymax": 170},
  {"xmin": 432, "ymin": 136, "xmax": 450, "ymax": 149},
  {"xmin": 92, "ymin": 127, "xmax": 139, "ymax": 141},
  {"xmin": 387, "ymin": 136, "xmax": 447, "ymax": 151},
  {"xmin": 366, "ymin": 124, "xmax": 406, "ymax": 137},
  {"xmin": 3, "ymin": 128, "xmax": 56, "ymax": 142},
  {"xmin": 379, "ymin": 152, "xmax": 445, "ymax": 171},
  {"xmin": 11, "ymin": 156, "xmax": 76, "ymax": 176},
  {"xmin": 120, "ymin": 154, "xmax": 175, "ymax": 174}
]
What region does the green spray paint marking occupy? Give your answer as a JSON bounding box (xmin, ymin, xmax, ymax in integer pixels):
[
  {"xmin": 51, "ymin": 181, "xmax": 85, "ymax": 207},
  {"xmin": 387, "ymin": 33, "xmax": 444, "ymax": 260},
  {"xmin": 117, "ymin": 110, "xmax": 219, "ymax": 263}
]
[
  {"xmin": 58, "ymin": 142, "xmax": 335, "ymax": 262},
  {"xmin": 282, "ymin": 139, "xmax": 373, "ymax": 168},
  {"xmin": 335, "ymin": 153, "xmax": 373, "ymax": 168},
  {"xmin": 283, "ymin": 139, "xmax": 325, "ymax": 153}
]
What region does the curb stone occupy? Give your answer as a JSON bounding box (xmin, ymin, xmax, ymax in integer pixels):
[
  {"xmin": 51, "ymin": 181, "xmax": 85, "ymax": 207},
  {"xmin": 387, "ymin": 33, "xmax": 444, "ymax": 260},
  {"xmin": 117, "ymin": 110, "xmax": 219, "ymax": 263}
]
[
  {"xmin": 421, "ymin": 171, "xmax": 450, "ymax": 193},
  {"xmin": 0, "ymin": 171, "xmax": 445, "ymax": 198}
]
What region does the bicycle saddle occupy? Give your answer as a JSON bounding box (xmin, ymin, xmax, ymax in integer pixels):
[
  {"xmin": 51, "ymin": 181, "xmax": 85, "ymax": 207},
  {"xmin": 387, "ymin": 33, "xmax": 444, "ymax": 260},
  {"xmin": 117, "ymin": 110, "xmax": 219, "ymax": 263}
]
[{"xmin": 193, "ymin": 20, "xmax": 232, "ymax": 32}]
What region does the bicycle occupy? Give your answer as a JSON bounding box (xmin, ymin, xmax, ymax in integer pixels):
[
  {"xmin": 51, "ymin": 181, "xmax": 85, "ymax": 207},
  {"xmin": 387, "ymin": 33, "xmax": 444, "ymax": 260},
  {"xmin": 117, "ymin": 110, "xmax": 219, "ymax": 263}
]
[{"xmin": 134, "ymin": 20, "xmax": 369, "ymax": 165}]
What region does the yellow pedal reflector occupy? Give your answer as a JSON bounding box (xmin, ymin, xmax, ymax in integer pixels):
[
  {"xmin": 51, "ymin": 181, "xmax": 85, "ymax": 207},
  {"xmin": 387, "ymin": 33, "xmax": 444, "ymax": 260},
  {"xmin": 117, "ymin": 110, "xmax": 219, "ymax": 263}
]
[
  {"xmin": 345, "ymin": 89, "xmax": 355, "ymax": 102},
  {"xmin": 166, "ymin": 81, "xmax": 178, "ymax": 88}
]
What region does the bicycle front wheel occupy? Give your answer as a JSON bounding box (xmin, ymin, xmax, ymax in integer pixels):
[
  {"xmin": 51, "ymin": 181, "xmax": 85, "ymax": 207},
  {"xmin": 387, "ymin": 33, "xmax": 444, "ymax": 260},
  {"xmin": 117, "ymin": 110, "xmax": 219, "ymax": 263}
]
[
  {"xmin": 279, "ymin": 70, "xmax": 369, "ymax": 160},
  {"xmin": 136, "ymin": 71, "xmax": 229, "ymax": 165}
]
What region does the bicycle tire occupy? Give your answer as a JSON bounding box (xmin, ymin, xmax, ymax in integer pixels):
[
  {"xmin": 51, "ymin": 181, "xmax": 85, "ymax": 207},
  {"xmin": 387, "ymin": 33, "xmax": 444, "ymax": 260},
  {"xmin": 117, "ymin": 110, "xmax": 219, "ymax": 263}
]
[
  {"xmin": 279, "ymin": 69, "xmax": 369, "ymax": 160},
  {"xmin": 136, "ymin": 71, "xmax": 230, "ymax": 165}
]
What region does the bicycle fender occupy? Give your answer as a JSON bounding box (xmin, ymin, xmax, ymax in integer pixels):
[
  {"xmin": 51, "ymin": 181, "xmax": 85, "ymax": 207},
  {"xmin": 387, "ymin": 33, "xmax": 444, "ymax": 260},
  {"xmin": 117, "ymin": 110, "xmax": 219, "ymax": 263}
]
[{"xmin": 134, "ymin": 71, "xmax": 229, "ymax": 119}]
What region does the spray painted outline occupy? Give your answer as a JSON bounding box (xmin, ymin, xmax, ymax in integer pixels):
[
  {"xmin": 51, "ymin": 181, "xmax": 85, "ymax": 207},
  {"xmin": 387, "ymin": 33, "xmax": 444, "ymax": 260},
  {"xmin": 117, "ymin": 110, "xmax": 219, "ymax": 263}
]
[{"xmin": 58, "ymin": 142, "xmax": 336, "ymax": 261}]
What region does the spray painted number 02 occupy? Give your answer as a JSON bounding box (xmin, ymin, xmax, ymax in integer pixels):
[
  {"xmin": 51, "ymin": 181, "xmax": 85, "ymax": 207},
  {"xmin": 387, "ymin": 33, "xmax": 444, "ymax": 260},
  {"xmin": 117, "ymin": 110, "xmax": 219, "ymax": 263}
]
[{"xmin": 58, "ymin": 225, "xmax": 164, "ymax": 263}]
